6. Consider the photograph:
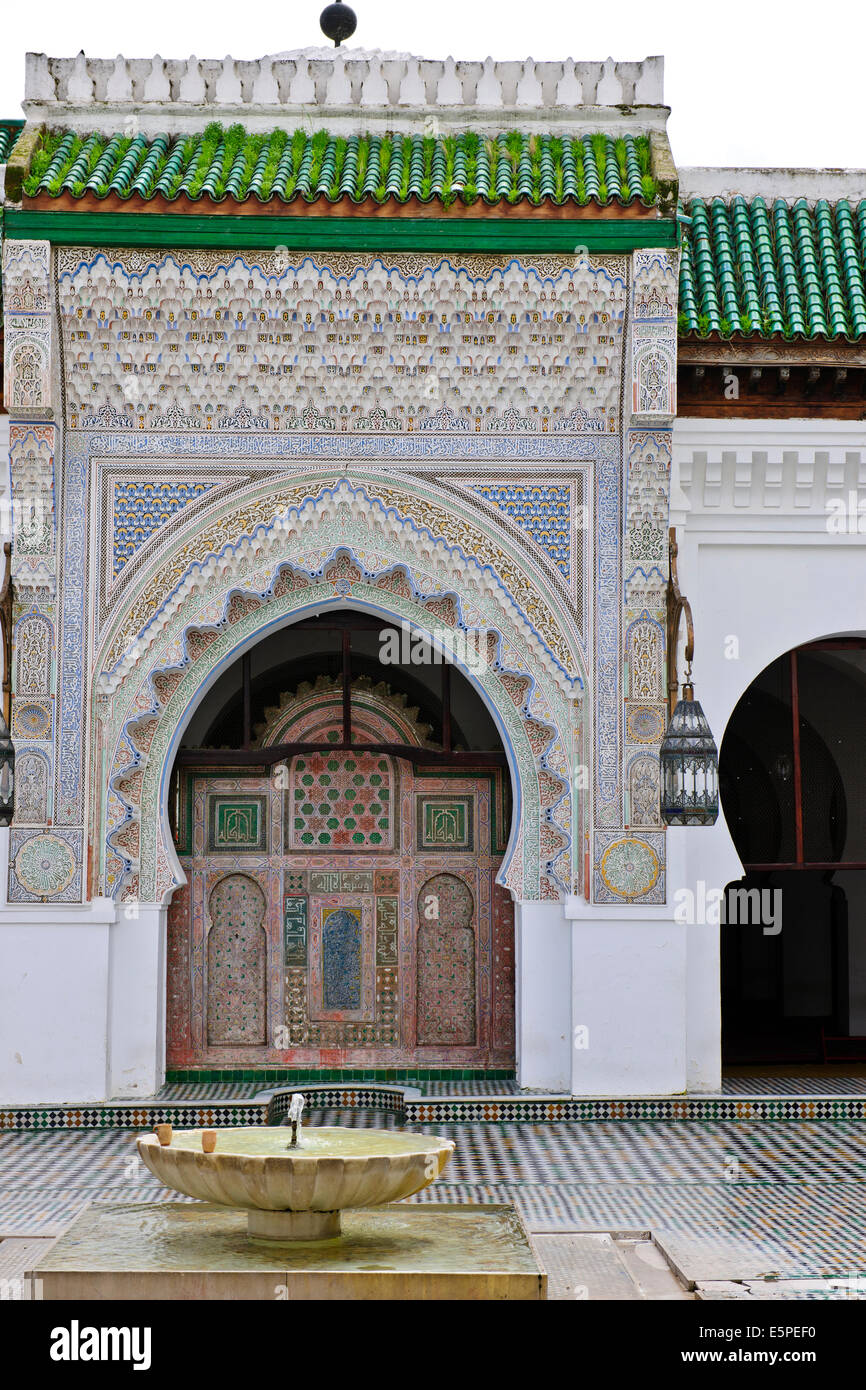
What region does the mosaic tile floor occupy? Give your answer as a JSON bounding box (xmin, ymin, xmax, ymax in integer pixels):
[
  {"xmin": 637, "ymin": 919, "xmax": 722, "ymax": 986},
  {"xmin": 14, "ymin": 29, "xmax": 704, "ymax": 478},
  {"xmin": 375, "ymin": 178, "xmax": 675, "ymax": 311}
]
[
  {"xmin": 720, "ymin": 1071, "xmax": 866, "ymax": 1096},
  {"xmin": 2, "ymin": 1114, "xmax": 864, "ymax": 1285}
]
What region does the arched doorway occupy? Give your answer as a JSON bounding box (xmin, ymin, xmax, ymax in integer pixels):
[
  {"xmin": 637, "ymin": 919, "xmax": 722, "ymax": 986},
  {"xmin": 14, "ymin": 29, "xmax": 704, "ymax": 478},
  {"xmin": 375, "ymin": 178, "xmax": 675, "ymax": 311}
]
[
  {"xmin": 719, "ymin": 638, "xmax": 866, "ymax": 1062},
  {"xmin": 163, "ymin": 610, "xmax": 515, "ymax": 1072}
]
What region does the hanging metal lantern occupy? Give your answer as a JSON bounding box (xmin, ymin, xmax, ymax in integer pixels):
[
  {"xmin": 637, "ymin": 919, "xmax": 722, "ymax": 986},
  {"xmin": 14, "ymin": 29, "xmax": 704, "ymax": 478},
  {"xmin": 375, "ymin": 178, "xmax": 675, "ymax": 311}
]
[
  {"xmin": 0, "ymin": 710, "xmax": 14, "ymax": 826},
  {"xmin": 659, "ymin": 681, "xmax": 718, "ymax": 826},
  {"xmin": 661, "ymin": 528, "xmax": 719, "ymax": 826}
]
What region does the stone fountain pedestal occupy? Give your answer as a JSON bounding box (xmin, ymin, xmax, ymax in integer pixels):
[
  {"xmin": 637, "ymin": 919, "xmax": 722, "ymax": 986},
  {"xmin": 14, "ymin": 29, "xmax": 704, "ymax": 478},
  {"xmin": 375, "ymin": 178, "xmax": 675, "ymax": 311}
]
[
  {"xmin": 247, "ymin": 1207, "xmax": 342, "ymax": 1242},
  {"xmin": 31, "ymin": 1201, "xmax": 546, "ymax": 1300}
]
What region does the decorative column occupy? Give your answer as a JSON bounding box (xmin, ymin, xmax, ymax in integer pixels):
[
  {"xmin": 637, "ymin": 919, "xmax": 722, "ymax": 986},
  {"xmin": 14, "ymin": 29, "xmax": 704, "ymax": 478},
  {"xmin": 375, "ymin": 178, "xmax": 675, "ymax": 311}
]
[
  {"xmin": 2, "ymin": 240, "xmax": 80, "ymax": 901},
  {"xmin": 592, "ymin": 249, "xmax": 677, "ymax": 905}
]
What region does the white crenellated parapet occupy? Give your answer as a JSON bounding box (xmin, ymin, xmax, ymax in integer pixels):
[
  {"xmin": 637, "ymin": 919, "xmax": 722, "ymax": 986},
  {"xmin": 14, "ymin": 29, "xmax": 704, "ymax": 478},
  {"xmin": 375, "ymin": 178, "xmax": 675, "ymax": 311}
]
[
  {"xmin": 673, "ymin": 420, "xmax": 866, "ymax": 522},
  {"xmin": 23, "ymin": 49, "xmax": 667, "ymax": 135}
]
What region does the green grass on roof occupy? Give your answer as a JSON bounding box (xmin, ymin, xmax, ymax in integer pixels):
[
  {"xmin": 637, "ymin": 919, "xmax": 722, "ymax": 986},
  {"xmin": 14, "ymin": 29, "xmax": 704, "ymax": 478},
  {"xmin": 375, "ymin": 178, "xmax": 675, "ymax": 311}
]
[{"xmin": 21, "ymin": 124, "xmax": 658, "ymax": 209}]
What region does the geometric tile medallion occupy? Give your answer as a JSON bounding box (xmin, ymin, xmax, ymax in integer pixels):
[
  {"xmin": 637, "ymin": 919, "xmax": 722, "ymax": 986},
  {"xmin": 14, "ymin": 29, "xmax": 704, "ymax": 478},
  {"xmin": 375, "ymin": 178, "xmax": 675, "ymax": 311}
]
[
  {"xmin": 207, "ymin": 796, "xmax": 267, "ymax": 852},
  {"xmin": 11, "ymin": 697, "xmax": 53, "ymax": 740},
  {"xmin": 13, "ymin": 831, "xmax": 78, "ymax": 897},
  {"xmin": 417, "ymin": 796, "xmax": 474, "ymax": 851},
  {"xmin": 593, "ymin": 831, "xmax": 666, "ymax": 904},
  {"xmin": 289, "ymin": 753, "xmax": 393, "ymax": 851},
  {"xmin": 625, "ymin": 702, "xmax": 667, "ymax": 744}
]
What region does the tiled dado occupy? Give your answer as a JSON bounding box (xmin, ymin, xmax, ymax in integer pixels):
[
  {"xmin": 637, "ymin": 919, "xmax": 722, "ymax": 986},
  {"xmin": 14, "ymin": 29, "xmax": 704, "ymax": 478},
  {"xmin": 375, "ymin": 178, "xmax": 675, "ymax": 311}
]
[
  {"xmin": 267, "ymin": 1086, "xmax": 406, "ymax": 1122},
  {"xmin": 403, "ymin": 1097, "xmax": 866, "ymax": 1124},
  {"xmin": 165, "ymin": 1069, "xmax": 516, "ymax": 1083},
  {"xmin": 2, "ymin": 1093, "xmax": 866, "ymax": 1131},
  {"xmin": 0, "ymin": 1104, "xmax": 268, "ymax": 1132}
]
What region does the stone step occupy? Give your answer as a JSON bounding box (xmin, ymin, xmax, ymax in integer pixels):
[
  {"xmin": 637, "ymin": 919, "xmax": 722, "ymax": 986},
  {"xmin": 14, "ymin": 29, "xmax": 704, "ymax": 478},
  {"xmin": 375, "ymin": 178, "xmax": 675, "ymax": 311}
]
[
  {"xmin": 0, "ymin": 1236, "xmax": 58, "ymax": 1297},
  {"xmin": 617, "ymin": 1238, "xmax": 694, "ymax": 1299},
  {"xmin": 531, "ymin": 1231, "xmax": 692, "ymax": 1301},
  {"xmin": 531, "ymin": 1233, "xmax": 641, "ymax": 1300},
  {"xmin": 652, "ymin": 1229, "xmax": 791, "ymax": 1289}
]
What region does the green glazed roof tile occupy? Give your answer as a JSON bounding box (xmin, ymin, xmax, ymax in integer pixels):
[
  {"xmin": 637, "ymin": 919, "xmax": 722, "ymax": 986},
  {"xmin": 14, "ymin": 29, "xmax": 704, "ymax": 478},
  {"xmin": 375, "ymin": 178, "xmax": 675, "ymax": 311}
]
[
  {"xmin": 0, "ymin": 120, "xmax": 25, "ymax": 164},
  {"xmin": 21, "ymin": 124, "xmax": 659, "ymax": 210},
  {"xmin": 679, "ymin": 193, "xmax": 866, "ymax": 340}
]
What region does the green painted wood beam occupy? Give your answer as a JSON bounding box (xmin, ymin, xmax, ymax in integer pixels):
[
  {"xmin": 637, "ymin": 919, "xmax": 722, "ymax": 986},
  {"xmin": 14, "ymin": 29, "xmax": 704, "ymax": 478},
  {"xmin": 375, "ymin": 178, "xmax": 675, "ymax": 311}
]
[{"xmin": 4, "ymin": 209, "xmax": 677, "ymax": 252}]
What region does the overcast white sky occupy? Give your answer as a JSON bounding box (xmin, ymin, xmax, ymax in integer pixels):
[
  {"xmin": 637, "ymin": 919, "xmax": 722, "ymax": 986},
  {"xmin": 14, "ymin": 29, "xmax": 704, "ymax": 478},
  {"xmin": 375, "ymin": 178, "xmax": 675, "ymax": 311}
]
[{"xmin": 2, "ymin": 0, "xmax": 862, "ymax": 170}]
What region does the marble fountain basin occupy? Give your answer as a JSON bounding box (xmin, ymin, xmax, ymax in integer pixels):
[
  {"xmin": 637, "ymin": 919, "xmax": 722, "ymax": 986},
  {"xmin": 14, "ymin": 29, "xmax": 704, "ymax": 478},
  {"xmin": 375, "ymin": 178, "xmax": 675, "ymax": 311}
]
[{"xmin": 137, "ymin": 1127, "xmax": 455, "ymax": 1243}]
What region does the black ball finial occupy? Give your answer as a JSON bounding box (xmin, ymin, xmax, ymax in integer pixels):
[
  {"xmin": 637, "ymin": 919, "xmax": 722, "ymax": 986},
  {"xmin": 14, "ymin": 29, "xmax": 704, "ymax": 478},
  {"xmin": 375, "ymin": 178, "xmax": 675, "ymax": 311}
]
[{"xmin": 320, "ymin": 1, "xmax": 357, "ymax": 46}]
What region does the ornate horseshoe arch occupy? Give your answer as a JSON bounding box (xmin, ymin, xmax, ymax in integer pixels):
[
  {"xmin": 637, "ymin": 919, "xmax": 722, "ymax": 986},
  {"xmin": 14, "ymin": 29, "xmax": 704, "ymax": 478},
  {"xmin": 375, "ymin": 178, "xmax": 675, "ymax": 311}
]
[
  {"xmin": 95, "ymin": 480, "xmax": 586, "ymax": 906},
  {"xmin": 96, "ymin": 473, "xmax": 585, "ymax": 687}
]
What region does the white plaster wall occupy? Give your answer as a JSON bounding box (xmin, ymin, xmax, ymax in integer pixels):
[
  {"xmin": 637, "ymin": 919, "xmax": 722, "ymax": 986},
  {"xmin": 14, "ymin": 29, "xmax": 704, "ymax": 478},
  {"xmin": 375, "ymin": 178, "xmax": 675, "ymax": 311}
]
[
  {"xmin": 680, "ymin": 167, "xmax": 866, "ymax": 202},
  {"xmin": 0, "ymin": 410, "xmax": 151, "ymax": 1103},
  {"xmin": 672, "ymin": 417, "xmax": 866, "ymax": 1087},
  {"xmin": 568, "ymin": 917, "xmax": 687, "ymax": 1095},
  {"xmin": 516, "ymin": 749, "xmax": 733, "ymax": 1096},
  {"xmin": 518, "ymin": 833, "xmax": 726, "ymax": 1097},
  {"xmin": 672, "ymin": 421, "xmax": 866, "ymax": 742},
  {"xmin": 514, "ymin": 899, "xmax": 572, "ymax": 1091},
  {"xmin": 0, "ymin": 819, "xmax": 118, "ymax": 1102},
  {"xmin": 562, "ymin": 828, "xmax": 722, "ymax": 1095},
  {"xmin": 0, "ymin": 919, "xmax": 111, "ymax": 1102},
  {"xmin": 107, "ymin": 903, "xmax": 167, "ymax": 1098},
  {"xmin": 0, "ymin": 801, "xmax": 166, "ymax": 1100},
  {"xmin": 679, "ymin": 821, "xmax": 740, "ymax": 1091},
  {"xmin": 0, "ymin": 892, "xmax": 166, "ymax": 1103},
  {"xmin": 23, "ymin": 51, "xmax": 669, "ymax": 139}
]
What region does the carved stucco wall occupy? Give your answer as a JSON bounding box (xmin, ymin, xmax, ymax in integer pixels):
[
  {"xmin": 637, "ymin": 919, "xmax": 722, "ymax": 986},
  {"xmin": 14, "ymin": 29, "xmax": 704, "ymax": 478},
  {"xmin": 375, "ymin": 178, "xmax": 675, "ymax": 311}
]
[
  {"xmin": 3, "ymin": 243, "xmax": 677, "ymax": 906},
  {"xmin": 1, "ymin": 239, "xmax": 83, "ymax": 903}
]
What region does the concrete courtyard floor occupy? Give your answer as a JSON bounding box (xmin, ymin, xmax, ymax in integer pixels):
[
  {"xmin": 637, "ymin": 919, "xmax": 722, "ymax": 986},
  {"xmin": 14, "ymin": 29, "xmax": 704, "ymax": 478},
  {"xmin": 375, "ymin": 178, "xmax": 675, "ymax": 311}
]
[{"xmin": 2, "ymin": 1110, "xmax": 865, "ymax": 1300}]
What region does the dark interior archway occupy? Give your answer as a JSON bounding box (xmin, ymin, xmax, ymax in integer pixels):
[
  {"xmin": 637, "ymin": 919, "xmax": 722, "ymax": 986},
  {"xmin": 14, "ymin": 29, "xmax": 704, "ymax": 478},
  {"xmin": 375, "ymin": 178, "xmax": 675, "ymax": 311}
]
[
  {"xmin": 719, "ymin": 639, "xmax": 866, "ymax": 1063},
  {"xmin": 171, "ymin": 611, "xmax": 507, "ymax": 770}
]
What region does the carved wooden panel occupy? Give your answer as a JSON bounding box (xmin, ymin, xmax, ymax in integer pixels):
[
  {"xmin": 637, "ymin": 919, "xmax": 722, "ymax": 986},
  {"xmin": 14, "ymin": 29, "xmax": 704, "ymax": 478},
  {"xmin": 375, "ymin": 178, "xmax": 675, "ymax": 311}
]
[
  {"xmin": 417, "ymin": 873, "xmax": 476, "ymax": 1046},
  {"xmin": 206, "ymin": 873, "xmax": 267, "ymax": 1046},
  {"xmin": 167, "ymin": 683, "xmax": 514, "ymax": 1070}
]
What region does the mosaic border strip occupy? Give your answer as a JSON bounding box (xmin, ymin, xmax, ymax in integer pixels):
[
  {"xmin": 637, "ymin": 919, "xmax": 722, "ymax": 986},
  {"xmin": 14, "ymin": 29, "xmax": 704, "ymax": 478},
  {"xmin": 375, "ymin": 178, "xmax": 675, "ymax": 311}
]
[
  {"xmin": 403, "ymin": 1097, "xmax": 866, "ymax": 1124},
  {"xmin": 3, "ymin": 1093, "xmax": 865, "ymax": 1131},
  {"xmin": 267, "ymin": 1087, "xmax": 406, "ymax": 1122},
  {"xmin": 0, "ymin": 1103, "xmax": 267, "ymax": 1132}
]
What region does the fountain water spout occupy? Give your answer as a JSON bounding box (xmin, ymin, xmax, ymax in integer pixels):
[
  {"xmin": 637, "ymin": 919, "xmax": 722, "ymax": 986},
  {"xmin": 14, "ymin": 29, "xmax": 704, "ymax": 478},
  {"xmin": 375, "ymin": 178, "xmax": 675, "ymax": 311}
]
[{"xmin": 287, "ymin": 1092, "xmax": 306, "ymax": 1147}]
